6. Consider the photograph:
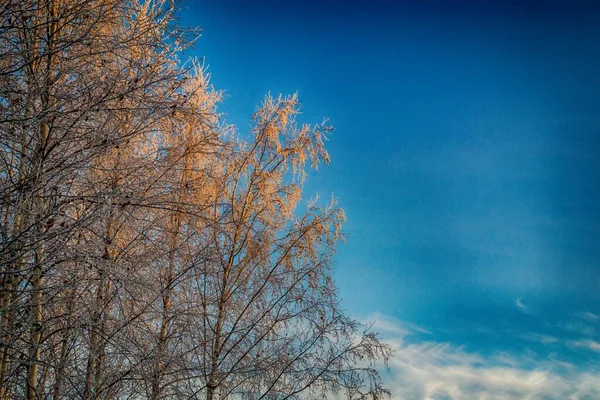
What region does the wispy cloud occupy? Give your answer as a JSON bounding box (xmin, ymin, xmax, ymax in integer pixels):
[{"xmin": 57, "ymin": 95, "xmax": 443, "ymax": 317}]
[
  {"xmin": 558, "ymin": 320, "xmax": 596, "ymax": 336},
  {"xmin": 368, "ymin": 314, "xmax": 600, "ymax": 400},
  {"xmin": 578, "ymin": 311, "xmax": 600, "ymax": 322},
  {"xmin": 515, "ymin": 297, "xmax": 532, "ymax": 315},
  {"xmin": 568, "ymin": 339, "xmax": 600, "ymax": 353},
  {"xmin": 520, "ymin": 333, "xmax": 559, "ymax": 345},
  {"xmin": 367, "ymin": 312, "xmax": 432, "ymax": 337}
]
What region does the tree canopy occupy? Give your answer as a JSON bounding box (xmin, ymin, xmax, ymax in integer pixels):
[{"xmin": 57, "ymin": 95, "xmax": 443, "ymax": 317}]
[{"xmin": 0, "ymin": 1, "xmax": 391, "ymax": 399}]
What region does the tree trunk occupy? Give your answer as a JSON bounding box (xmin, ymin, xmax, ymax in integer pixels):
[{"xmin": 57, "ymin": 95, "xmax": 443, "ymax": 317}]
[
  {"xmin": 26, "ymin": 117, "xmax": 50, "ymax": 400},
  {"xmin": 150, "ymin": 224, "xmax": 177, "ymax": 400}
]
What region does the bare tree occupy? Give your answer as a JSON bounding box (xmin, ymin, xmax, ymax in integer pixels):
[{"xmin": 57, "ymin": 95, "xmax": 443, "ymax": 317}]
[
  {"xmin": 192, "ymin": 95, "xmax": 391, "ymax": 400},
  {"xmin": 0, "ymin": 0, "xmax": 220, "ymax": 398},
  {"xmin": 1, "ymin": 1, "xmax": 391, "ymax": 399}
]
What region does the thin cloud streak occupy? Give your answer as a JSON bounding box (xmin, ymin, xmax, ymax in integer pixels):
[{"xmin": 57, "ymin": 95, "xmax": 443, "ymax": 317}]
[
  {"xmin": 515, "ymin": 297, "xmax": 533, "ymax": 315},
  {"xmin": 579, "ymin": 311, "xmax": 600, "ymax": 322},
  {"xmin": 568, "ymin": 339, "xmax": 600, "ymax": 353},
  {"xmin": 520, "ymin": 333, "xmax": 559, "ymax": 345}
]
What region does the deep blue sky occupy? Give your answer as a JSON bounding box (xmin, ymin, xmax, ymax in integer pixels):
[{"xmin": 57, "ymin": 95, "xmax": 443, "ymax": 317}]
[{"xmin": 182, "ymin": 1, "xmax": 600, "ymax": 397}]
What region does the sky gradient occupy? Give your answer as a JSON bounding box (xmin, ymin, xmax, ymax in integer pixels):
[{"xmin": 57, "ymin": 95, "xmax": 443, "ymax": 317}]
[{"xmin": 182, "ymin": 1, "xmax": 600, "ymax": 398}]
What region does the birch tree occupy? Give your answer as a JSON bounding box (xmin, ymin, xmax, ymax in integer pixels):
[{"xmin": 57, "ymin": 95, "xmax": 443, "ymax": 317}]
[
  {"xmin": 0, "ymin": 0, "xmax": 220, "ymax": 397},
  {"xmin": 193, "ymin": 95, "xmax": 391, "ymax": 400},
  {"xmin": 1, "ymin": 1, "xmax": 392, "ymax": 399}
]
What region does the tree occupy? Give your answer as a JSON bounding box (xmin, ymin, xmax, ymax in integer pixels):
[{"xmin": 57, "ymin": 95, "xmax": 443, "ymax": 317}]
[
  {"xmin": 192, "ymin": 94, "xmax": 392, "ymax": 400},
  {"xmin": 1, "ymin": 1, "xmax": 392, "ymax": 399},
  {"xmin": 0, "ymin": 0, "xmax": 220, "ymax": 397}
]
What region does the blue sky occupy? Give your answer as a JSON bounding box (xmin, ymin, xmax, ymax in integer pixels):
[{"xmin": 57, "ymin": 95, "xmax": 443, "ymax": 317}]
[{"xmin": 182, "ymin": 1, "xmax": 600, "ymax": 397}]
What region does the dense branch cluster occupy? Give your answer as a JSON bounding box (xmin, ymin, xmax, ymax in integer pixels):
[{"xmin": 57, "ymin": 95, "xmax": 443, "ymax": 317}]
[{"xmin": 0, "ymin": 1, "xmax": 391, "ymax": 399}]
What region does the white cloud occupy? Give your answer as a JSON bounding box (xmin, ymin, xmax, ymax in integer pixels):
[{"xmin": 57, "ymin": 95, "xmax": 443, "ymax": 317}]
[
  {"xmin": 369, "ymin": 312, "xmax": 432, "ymax": 337},
  {"xmin": 568, "ymin": 339, "xmax": 600, "ymax": 353},
  {"xmin": 515, "ymin": 297, "xmax": 532, "ymax": 315},
  {"xmin": 578, "ymin": 311, "xmax": 600, "ymax": 322},
  {"xmin": 368, "ymin": 314, "xmax": 600, "ymax": 400},
  {"xmin": 558, "ymin": 320, "xmax": 596, "ymax": 336},
  {"xmin": 520, "ymin": 333, "xmax": 558, "ymax": 345}
]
